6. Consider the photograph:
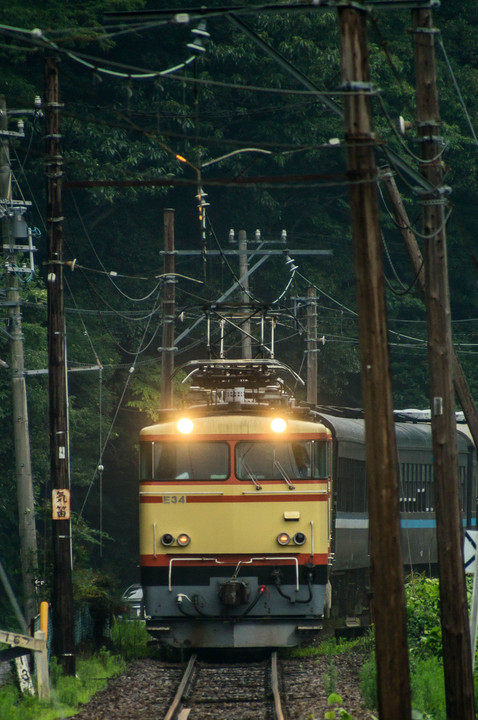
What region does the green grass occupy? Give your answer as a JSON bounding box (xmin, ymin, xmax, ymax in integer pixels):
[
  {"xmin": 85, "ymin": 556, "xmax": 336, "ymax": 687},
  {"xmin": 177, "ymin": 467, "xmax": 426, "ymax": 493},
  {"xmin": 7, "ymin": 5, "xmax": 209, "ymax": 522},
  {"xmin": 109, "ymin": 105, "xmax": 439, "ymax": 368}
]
[
  {"xmin": 0, "ymin": 648, "xmax": 126, "ymax": 720},
  {"xmin": 0, "ymin": 619, "xmax": 156, "ymax": 720},
  {"xmin": 289, "ymin": 632, "xmax": 372, "ymax": 660},
  {"xmin": 110, "ymin": 618, "xmax": 154, "ymax": 660},
  {"xmin": 410, "ymin": 657, "xmax": 446, "ymax": 720}
]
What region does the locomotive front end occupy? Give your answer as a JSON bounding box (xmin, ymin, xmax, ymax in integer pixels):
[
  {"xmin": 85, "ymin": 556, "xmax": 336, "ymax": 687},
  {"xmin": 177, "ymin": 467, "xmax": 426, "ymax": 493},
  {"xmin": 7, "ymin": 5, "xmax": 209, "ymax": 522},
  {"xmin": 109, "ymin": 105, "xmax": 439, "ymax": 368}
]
[{"xmin": 139, "ymin": 411, "xmax": 333, "ymax": 648}]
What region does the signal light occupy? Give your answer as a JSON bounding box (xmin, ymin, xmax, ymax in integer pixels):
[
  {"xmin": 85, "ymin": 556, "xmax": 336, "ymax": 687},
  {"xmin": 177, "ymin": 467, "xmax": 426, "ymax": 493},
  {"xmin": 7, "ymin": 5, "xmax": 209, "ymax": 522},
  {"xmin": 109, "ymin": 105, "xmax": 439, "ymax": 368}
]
[
  {"xmin": 177, "ymin": 418, "xmax": 194, "ymax": 434},
  {"xmin": 177, "ymin": 533, "xmax": 191, "ymax": 547},
  {"xmin": 293, "ymin": 532, "xmax": 307, "ymax": 546},
  {"xmin": 161, "ymin": 533, "xmax": 174, "ymax": 546},
  {"xmin": 271, "ymin": 417, "xmax": 287, "ymax": 433},
  {"xmin": 277, "ymin": 533, "xmax": 290, "ymax": 546}
]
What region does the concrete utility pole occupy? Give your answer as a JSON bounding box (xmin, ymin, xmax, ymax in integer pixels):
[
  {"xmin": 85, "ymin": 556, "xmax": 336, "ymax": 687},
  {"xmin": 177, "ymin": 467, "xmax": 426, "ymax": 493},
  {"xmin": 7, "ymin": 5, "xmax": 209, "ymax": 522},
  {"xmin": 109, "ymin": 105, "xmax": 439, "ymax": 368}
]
[
  {"xmin": 412, "ymin": 9, "xmax": 475, "ymax": 717},
  {"xmin": 338, "ymin": 7, "xmax": 411, "ymax": 720},
  {"xmin": 45, "ymin": 57, "xmax": 75, "ymax": 676},
  {"xmin": 238, "ymin": 230, "xmax": 252, "ymax": 359},
  {"xmin": 380, "ymin": 167, "xmax": 478, "ymax": 453},
  {"xmin": 161, "ymin": 208, "xmax": 175, "ymax": 409},
  {"xmin": 306, "ymin": 287, "xmax": 317, "ymax": 405},
  {"xmin": 1, "ymin": 95, "xmax": 39, "ymax": 626}
]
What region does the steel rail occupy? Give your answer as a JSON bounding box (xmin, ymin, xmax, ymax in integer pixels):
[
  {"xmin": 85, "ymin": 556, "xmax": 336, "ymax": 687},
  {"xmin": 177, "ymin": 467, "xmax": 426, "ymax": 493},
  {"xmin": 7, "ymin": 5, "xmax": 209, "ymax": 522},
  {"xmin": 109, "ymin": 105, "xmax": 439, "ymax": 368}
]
[
  {"xmin": 271, "ymin": 651, "xmax": 285, "ymax": 720},
  {"xmin": 163, "ymin": 654, "xmax": 197, "ymax": 720}
]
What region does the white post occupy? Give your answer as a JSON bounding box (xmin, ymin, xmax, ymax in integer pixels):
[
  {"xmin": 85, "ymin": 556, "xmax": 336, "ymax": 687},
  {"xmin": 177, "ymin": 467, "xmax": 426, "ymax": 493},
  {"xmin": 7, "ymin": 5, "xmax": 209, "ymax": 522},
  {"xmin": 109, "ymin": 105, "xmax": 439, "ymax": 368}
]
[
  {"xmin": 34, "ymin": 629, "xmax": 50, "ymax": 702},
  {"xmin": 464, "ymin": 530, "xmax": 478, "ymax": 669},
  {"xmin": 14, "ymin": 655, "xmax": 34, "ymax": 696},
  {"xmin": 470, "ymin": 550, "xmax": 478, "ymax": 670}
]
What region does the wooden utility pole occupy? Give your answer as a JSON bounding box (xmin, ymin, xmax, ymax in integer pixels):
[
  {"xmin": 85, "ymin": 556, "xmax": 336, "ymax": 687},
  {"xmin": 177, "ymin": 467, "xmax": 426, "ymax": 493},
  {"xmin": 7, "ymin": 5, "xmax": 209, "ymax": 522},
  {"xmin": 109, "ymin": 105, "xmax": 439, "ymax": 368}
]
[
  {"xmin": 238, "ymin": 230, "xmax": 252, "ymax": 359},
  {"xmin": 306, "ymin": 287, "xmax": 317, "ymax": 405},
  {"xmin": 161, "ymin": 208, "xmax": 175, "ymax": 409},
  {"xmin": 1, "ymin": 95, "xmax": 39, "ymax": 625},
  {"xmin": 412, "ymin": 9, "xmax": 475, "ymax": 717},
  {"xmin": 45, "ymin": 57, "xmax": 75, "ymax": 676},
  {"xmin": 380, "ymin": 168, "xmax": 478, "ymax": 451},
  {"xmin": 338, "ymin": 7, "xmax": 411, "ymax": 719}
]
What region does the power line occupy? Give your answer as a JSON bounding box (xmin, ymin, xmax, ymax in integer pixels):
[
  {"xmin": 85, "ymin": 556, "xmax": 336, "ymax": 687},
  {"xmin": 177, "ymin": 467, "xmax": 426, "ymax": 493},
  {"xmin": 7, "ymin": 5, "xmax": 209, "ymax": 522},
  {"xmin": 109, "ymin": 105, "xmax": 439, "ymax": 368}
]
[
  {"xmin": 437, "ymin": 35, "xmax": 478, "ymax": 150},
  {"xmin": 0, "ymin": 23, "xmax": 198, "ymax": 80}
]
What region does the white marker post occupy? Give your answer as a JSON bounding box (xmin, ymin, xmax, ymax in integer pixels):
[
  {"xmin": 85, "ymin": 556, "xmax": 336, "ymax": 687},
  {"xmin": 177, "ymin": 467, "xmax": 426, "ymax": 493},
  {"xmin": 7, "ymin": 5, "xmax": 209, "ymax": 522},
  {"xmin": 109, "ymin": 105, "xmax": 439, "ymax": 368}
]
[
  {"xmin": 464, "ymin": 530, "xmax": 478, "ymax": 670},
  {"xmin": 0, "ymin": 628, "xmax": 50, "ymax": 701}
]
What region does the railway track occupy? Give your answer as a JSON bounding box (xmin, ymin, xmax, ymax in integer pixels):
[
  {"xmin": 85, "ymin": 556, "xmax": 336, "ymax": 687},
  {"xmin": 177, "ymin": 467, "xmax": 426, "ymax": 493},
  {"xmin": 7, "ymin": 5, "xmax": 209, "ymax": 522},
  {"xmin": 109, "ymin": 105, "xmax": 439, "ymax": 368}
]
[
  {"xmin": 72, "ymin": 650, "xmax": 372, "ymax": 720},
  {"xmin": 164, "ymin": 652, "xmax": 285, "ymax": 720}
]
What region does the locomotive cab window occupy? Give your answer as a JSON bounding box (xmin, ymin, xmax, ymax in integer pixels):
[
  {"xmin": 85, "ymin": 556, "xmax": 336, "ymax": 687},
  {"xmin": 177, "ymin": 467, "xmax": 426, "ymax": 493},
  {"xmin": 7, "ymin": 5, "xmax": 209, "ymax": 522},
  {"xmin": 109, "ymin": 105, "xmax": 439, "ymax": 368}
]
[
  {"xmin": 235, "ymin": 440, "xmax": 329, "ymax": 480},
  {"xmin": 140, "ymin": 442, "xmax": 229, "ymax": 481}
]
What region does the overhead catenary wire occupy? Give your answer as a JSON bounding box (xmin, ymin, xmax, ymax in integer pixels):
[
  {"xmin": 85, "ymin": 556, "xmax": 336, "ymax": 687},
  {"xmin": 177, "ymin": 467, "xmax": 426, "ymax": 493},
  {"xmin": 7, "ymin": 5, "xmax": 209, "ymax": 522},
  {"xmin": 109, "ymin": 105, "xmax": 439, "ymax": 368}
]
[
  {"xmin": 0, "ymin": 23, "xmax": 198, "ymax": 80},
  {"xmin": 437, "ymin": 35, "xmax": 478, "ymax": 150},
  {"xmin": 68, "ymin": 190, "xmax": 164, "ymax": 303},
  {"xmin": 64, "ymin": 274, "xmax": 103, "ymax": 369},
  {"xmin": 79, "ymin": 286, "xmax": 162, "ymax": 518},
  {"xmin": 61, "ymin": 258, "xmax": 165, "ymax": 355},
  {"xmin": 0, "ymin": 54, "xmax": 444, "ymax": 400},
  {"xmin": 3, "ymin": 12, "xmax": 470, "ymax": 363},
  {"xmin": 67, "ymin": 260, "xmax": 203, "ymax": 286},
  {"xmin": 295, "ymin": 269, "xmax": 425, "ymax": 345},
  {"xmin": 62, "ymin": 105, "xmax": 340, "ymax": 153}
]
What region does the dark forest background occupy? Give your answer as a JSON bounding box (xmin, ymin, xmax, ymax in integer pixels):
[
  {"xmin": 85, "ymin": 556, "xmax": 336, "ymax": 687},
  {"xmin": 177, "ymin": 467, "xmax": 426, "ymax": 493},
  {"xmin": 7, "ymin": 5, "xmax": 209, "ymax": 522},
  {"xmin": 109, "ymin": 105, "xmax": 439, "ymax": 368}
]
[{"xmin": 1, "ymin": 0, "xmax": 478, "ymax": 617}]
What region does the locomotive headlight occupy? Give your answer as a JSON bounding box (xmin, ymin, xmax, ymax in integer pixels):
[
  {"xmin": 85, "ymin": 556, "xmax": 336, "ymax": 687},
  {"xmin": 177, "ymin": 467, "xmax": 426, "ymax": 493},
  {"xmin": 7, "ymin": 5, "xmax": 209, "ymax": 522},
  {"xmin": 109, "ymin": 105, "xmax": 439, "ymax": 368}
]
[
  {"xmin": 277, "ymin": 532, "xmax": 290, "ymax": 546},
  {"xmin": 177, "ymin": 418, "xmax": 194, "ymax": 434},
  {"xmin": 271, "ymin": 417, "xmax": 287, "ymax": 433},
  {"xmin": 177, "ymin": 533, "xmax": 191, "ymax": 547},
  {"xmin": 161, "ymin": 533, "xmax": 175, "ymax": 546},
  {"xmin": 293, "ymin": 532, "xmax": 307, "ymax": 546}
]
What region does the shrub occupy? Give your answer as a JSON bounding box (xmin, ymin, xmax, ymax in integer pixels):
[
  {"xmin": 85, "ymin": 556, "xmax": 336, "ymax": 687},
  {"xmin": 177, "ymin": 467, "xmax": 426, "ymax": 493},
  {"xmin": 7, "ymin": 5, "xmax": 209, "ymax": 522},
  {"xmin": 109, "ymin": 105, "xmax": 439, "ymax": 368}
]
[
  {"xmin": 54, "ymin": 674, "xmax": 81, "ymax": 707},
  {"xmin": 410, "ymin": 657, "xmax": 446, "ymax": 720},
  {"xmin": 359, "ymin": 657, "xmax": 377, "ymax": 709},
  {"xmin": 359, "ymin": 647, "xmax": 447, "ymax": 719},
  {"xmin": 405, "ymin": 575, "xmax": 442, "ymax": 659},
  {"xmin": 111, "ymin": 618, "xmax": 153, "ymax": 660},
  {"xmin": 0, "ymin": 685, "xmax": 20, "ymax": 718}
]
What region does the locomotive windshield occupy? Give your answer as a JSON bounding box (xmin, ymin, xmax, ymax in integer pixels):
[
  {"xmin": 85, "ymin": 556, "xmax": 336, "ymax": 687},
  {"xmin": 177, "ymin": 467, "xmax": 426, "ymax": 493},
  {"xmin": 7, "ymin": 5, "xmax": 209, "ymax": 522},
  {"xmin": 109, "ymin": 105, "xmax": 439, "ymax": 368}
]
[
  {"xmin": 140, "ymin": 442, "xmax": 229, "ymax": 481},
  {"xmin": 235, "ymin": 440, "xmax": 329, "ymax": 480}
]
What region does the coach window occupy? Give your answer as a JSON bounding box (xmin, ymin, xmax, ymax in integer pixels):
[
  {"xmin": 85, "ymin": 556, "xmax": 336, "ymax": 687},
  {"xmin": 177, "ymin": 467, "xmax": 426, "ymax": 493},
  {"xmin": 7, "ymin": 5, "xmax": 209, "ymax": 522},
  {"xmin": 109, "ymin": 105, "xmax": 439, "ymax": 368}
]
[
  {"xmin": 140, "ymin": 441, "xmax": 229, "ymax": 481},
  {"xmin": 235, "ymin": 440, "xmax": 329, "ymax": 480}
]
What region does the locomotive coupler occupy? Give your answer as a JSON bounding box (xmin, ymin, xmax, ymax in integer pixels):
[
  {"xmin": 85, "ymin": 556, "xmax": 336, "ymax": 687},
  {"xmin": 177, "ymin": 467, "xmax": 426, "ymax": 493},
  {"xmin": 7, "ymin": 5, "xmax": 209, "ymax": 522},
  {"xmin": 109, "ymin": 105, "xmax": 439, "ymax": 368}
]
[{"xmin": 218, "ymin": 580, "xmax": 250, "ymax": 606}]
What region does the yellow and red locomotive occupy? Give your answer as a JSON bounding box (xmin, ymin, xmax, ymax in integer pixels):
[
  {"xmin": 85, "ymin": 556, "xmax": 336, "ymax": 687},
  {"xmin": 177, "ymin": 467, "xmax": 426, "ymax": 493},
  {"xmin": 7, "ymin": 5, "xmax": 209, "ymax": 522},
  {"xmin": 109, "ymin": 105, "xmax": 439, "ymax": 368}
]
[{"xmin": 139, "ymin": 359, "xmax": 333, "ymax": 648}]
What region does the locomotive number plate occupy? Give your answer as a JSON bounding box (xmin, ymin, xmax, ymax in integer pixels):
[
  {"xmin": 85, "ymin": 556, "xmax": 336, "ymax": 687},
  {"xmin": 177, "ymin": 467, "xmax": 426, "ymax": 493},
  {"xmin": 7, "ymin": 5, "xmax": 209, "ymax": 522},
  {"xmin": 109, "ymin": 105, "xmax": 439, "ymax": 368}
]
[{"xmin": 163, "ymin": 495, "xmax": 186, "ymax": 504}]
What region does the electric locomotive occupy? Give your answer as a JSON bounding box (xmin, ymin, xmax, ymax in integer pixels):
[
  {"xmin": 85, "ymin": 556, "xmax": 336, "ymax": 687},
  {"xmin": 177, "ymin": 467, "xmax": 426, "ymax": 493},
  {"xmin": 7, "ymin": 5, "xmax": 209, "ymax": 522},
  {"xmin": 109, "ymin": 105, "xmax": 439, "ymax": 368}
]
[{"xmin": 139, "ymin": 359, "xmax": 334, "ymax": 649}]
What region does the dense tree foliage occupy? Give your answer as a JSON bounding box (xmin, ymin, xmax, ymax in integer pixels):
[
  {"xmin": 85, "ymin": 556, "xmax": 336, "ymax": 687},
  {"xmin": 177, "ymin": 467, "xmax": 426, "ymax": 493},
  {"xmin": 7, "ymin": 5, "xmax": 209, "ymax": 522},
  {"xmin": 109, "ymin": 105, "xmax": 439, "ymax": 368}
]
[{"xmin": 1, "ymin": 0, "xmax": 478, "ymax": 613}]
